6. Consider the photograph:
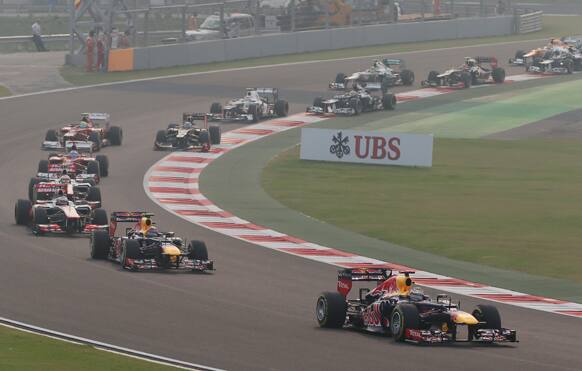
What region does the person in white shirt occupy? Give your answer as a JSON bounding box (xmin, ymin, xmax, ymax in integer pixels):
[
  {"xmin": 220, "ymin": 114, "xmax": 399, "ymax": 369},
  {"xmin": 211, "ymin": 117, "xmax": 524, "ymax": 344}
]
[{"xmin": 32, "ymin": 21, "xmax": 48, "ymax": 52}]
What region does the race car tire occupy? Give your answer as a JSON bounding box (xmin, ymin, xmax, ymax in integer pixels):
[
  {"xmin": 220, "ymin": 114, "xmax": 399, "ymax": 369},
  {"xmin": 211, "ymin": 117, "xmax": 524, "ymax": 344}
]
[
  {"xmin": 15, "ymin": 199, "xmax": 32, "ymax": 225},
  {"xmin": 315, "ymin": 291, "xmax": 347, "ymax": 328},
  {"xmin": 199, "ymin": 130, "xmax": 211, "ymax": 146},
  {"xmin": 95, "ymin": 155, "xmax": 109, "ymax": 177},
  {"xmin": 275, "ymin": 100, "xmax": 289, "ymax": 117},
  {"xmin": 155, "ymin": 130, "xmax": 167, "ymax": 146},
  {"xmin": 381, "ymin": 80, "xmax": 391, "ymax": 94},
  {"xmin": 492, "ymin": 67, "xmax": 506, "ymax": 83},
  {"xmin": 28, "ymin": 177, "xmax": 42, "ymax": 201},
  {"xmin": 461, "ymin": 73, "xmax": 472, "ymax": 89},
  {"xmin": 209, "ymin": 126, "xmax": 221, "ymax": 145},
  {"xmin": 189, "ymin": 240, "xmax": 208, "ymax": 261},
  {"xmin": 400, "ymin": 69, "xmax": 415, "ymax": 86},
  {"xmin": 87, "ymin": 187, "xmax": 102, "ymax": 205},
  {"xmin": 45, "ymin": 129, "xmax": 58, "ymax": 141},
  {"xmin": 90, "ymin": 230, "xmax": 110, "ymax": 259},
  {"xmin": 89, "ymin": 131, "xmax": 101, "ymax": 150},
  {"xmin": 167, "ymin": 123, "xmax": 178, "ymax": 129},
  {"xmin": 335, "ymin": 72, "xmax": 346, "ymax": 84},
  {"xmin": 107, "ymin": 126, "xmax": 123, "ymax": 146},
  {"xmin": 382, "ymin": 93, "xmax": 396, "ymax": 111},
  {"xmin": 210, "ymin": 102, "xmax": 223, "ymax": 114},
  {"xmin": 313, "ymin": 97, "xmax": 324, "ymax": 108},
  {"xmin": 92, "ymin": 208, "xmax": 108, "ymax": 226},
  {"xmin": 86, "ymin": 179, "xmax": 96, "ymax": 187},
  {"xmin": 121, "ymin": 239, "xmax": 142, "ymax": 268},
  {"xmin": 38, "ymin": 159, "xmax": 49, "ymax": 173},
  {"xmin": 515, "ymin": 50, "xmax": 525, "ymax": 60},
  {"xmin": 391, "ymin": 303, "xmax": 420, "ymax": 342},
  {"xmin": 87, "ymin": 161, "xmax": 101, "ymax": 178},
  {"xmin": 249, "ymin": 105, "xmax": 259, "ymax": 123},
  {"xmin": 566, "ymin": 60, "xmax": 574, "ymax": 74},
  {"xmin": 428, "ymin": 70, "xmax": 440, "ymax": 83},
  {"xmin": 34, "ymin": 208, "xmax": 49, "ymax": 225},
  {"xmin": 468, "ymin": 304, "xmax": 502, "ymax": 341},
  {"xmin": 350, "ymin": 99, "xmax": 362, "ymax": 115}
]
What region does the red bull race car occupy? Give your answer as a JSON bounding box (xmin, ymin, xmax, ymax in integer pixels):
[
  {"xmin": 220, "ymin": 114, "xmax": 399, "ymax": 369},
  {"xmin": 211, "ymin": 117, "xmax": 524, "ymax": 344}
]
[
  {"xmin": 90, "ymin": 212, "xmax": 214, "ymax": 273},
  {"xmin": 316, "ymin": 268, "xmax": 517, "ymax": 344},
  {"xmin": 42, "ymin": 113, "xmax": 123, "ymax": 151},
  {"xmin": 14, "ymin": 183, "xmax": 108, "ymax": 236}
]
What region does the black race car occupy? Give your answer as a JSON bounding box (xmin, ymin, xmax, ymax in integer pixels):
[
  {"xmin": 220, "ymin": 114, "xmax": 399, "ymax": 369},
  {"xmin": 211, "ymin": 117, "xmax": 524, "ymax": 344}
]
[
  {"xmin": 421, "ymin": 57, "xmax": 505, "ymax": 89},
  {"xmin": 154, "ymin": 113, "xmax": 221, "ymax": 151},
  {"xmin": 90, "ymin": 211, "xmax": 214, "ymax": 272},
  {"xmin": 307, "ymin": 84, "xmax": 396, "ymax": 116},
  {"xmin": 316, "ymin": 268, "xmax": 517, "ymax": 344}
]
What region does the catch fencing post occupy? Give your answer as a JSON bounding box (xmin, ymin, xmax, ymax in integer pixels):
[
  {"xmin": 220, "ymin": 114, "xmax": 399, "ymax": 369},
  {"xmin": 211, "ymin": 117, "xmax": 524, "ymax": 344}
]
[
  {"xmin": 325, "ymin": 0, "xmax": 330, "ymax": 28},
  {"xmin": 144, "ymin": 10, "xmax": 149, "ymax": 46},
  {"xmin": 290, "ymin": 0, "xmax": 295, "ymax": 31},
  {"xmin": 220, "ymin": 4, "xmax": 226, "ymax": 38},
  {"xmin": 480, "ymin": 0, "xmax": 484, "ymax": 16},
  {"xmin": 181, "ymin": 5, "xmax": 186, "ymax": 42}
]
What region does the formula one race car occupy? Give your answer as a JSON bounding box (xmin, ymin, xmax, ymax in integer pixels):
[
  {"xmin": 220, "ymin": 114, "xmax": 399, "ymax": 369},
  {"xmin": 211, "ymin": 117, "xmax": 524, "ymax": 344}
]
[
  {"xmin": 510, "ymin": 37, "xmax": 582, "ymax": 69},
  {"xmin": 316, "ymin": 268, "xmax": 517, "ymax": 344},
  {"xmin": 154, "ymin": 113, "xmax": 221, "ymax": 151},
  {"xmin": 28, "ymin": 175, "xmax": 102, "ymax": 209},
  {"xmin": 35, "ymin": 151, "xmax": 107, "ymax": 186},
  {"xmin": 524, "ymin": 47, "xmax": 581, "ymax": 74},
  {"xmin": 307, "ymin": 84, "xmax": 396, "ymax": 116},
  {"xmin": 421, "ymin": 57, "xmax": 506, "ymax": 89},
  {"xmin": 90, "ymin": 212, "xmax": 214, "ymax": 273},
  {"xmin": 208, "ymin": 88, "xmax": 289, "ymax": 123},
  {"xmin": 330, "ymin": 59, "xmax": 415, "ymax": 92},
  {"xmin": 42, "ymin": 113, "xmax": 123, "ymax": 151},
  {"xmin": 14, "ymin": 185, "xmax": 108, "ymax": 235}
]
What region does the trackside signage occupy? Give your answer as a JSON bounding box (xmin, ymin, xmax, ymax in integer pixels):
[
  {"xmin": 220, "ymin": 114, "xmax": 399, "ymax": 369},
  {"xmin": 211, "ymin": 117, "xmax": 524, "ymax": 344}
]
[{"xmin": 300, "ymin": 128, "xmax": 433, "ymax": 167}]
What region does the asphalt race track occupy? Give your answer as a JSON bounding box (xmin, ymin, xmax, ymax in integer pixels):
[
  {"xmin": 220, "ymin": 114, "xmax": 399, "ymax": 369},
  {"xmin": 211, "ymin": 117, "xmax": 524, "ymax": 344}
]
[{"xmin": 1, "ymin": 40, "xmax": 582, "ymax": 371}]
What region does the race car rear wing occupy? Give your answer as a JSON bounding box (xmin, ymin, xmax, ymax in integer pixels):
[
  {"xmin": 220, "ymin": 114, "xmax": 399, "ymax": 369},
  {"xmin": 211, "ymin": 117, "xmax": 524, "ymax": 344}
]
[
  {"xmin": 81, "ymin": 112, "xmax": 110, "ymax": 124},
  {"xmin": 111, "ymin": 211, "xmax": 155, "ymax": 223},
  {"xmin": 382, "ymin": 58, "xmax": 404, "ymax": 67},
  {"xmin": 474, "ymin": 56, "xmax": 498, "ymax": 68},
  {"xmin": 182, "ymin": 113, "xmax": 209, "ymax": 129},
  {"xmin": 337, "ymin": 268, "xmax": 392, "ymax": 297}
]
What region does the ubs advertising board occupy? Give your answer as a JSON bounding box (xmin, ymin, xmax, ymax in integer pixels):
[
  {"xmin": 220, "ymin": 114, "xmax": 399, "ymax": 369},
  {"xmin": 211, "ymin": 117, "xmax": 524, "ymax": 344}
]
[{"xmin": 300, "ymin": 128, "xmax": 433, "ymax": 167}]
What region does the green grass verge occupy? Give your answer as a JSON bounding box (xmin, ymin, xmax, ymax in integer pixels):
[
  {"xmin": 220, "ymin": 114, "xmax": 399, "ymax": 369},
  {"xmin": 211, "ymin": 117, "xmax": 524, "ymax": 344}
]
[
  {"xmin": 364, "ymin": 78, "xmax": 582, "ymax": 138},
  {"xmin": 0, "ymin": 325, "xmax": 178, "ymax": 371},
  {"xmin": 60, "ymin": 15, "xmax": 582, "ymax": 86},
  {"xmin": 262, "ymin": 139, "xmax": 582, "ymax": 283},
  {"xmin": 0, "ymin": 85, "xmax": 11, "ymax": 97}
]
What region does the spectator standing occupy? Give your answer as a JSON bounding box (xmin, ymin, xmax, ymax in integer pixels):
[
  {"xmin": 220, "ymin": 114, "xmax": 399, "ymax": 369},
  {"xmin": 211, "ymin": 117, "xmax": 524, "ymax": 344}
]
[
  {"xmin": 110, "ymin": 27, "xmax": 119, "ymax": 49},
  {"xmin": 32, "ymin": 20, "xmax": 48, "ymax": 52},
  {"xmin": 188, "ymin": 12, "xmax": 198, "ymax": 30},
  {"xmin": 119, "ymin": 30, "xmax": 130, "ymax": 49},
  {"xmin": 96, "ymin": 33, "xmax": 105, "ymax": 71},
  {"xmin": 496, "ymin": 0, "xmax": 506, "ymax": 15},
  {"xmin": 86, "ymin": 31, "xmax": 95, "ymax": 72}
]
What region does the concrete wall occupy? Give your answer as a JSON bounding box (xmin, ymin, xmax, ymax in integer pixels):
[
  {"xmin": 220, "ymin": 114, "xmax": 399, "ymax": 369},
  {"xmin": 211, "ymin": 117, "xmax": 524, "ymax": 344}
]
[{"xmin": 68, "ymin": 16, "xmax": 516, "ymax": 70}]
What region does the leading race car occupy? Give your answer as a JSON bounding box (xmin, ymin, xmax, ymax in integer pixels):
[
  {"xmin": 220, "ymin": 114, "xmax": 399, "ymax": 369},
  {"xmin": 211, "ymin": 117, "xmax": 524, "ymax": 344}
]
[
  {"xmin": 330, "ymin": 59, "xmax": 415, "ymax": 92},
  {"xmin": 207, "ymin": 88, "xmax": 289, "ymax": 123},
  {"xmin": 154, "ymin": 113, "xmax": 221, "ymax": 151},
  {"xmin": 421, "ymin": 57, "xmax": 506, "ymax": 89},
  {"xmin": 316, "ymin": 268, "xmax": 517, "ymax": 344},
  {"xmin": 42, "ymin": 113, "xmax": 123, "ymax": 151},
  {"xmin": 90, "ymin": 212, "xmax": 214, "ymax": 273},
  {"xmin": 307, "ymin": 83, "xmax": 396, "ymax": 116},
  {"xmin": 15, "ymin": 184, "xmax": 108, "ymax": 236}
]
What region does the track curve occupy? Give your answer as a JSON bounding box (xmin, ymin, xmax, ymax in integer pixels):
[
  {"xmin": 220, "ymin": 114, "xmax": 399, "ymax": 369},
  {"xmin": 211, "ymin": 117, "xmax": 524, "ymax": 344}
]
[{"xmin": 1, "ymin": 40, "xmax": 582, "ymax": 371}]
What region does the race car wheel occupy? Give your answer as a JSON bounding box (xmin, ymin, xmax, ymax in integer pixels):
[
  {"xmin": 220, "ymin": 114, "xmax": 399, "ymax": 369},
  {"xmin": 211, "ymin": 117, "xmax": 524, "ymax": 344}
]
[
  {"xmin": 15, "ymin": 199, "xmax": 32, "ymax": 225},
  {"xmin": 34, "ymin": 208, "xmax": 49, "ymax": 225},
  {"xmin": 189, "ymin": 240, "xmax": 208, "ymax": 260},
  {"xmin": 38, "ymin": 159, "xmax": 49, "ymax": 173},
  {"xmin": 335, "ymin": 72, "xmax": 346, "ymax": 84},
  {"xmin": 155, "ymin": 130, "xmax": 167, "ymax": 147},
  {"xmin": 275, "ymin": 99, "xmax": 289, "ymax": 117},
  {"xmin": 427, "ymin": 70, "xmax": 440, "ymax": 83},
  {"xmin": 199, "ymin": 131, "xmax": 211, "ymax": 146},
  {"xmin": 461, "ymin": 73, "xmax": 472, "ymax": 89},
  {"xmin": 92, "ymin": 208, "xmax": 108, "ymax": 226},
  {"xmin": 350, "ymin": 99, "xmax": 362, "ymax": 115},
  {"xmin": 515, "ymin": 50, "xmax": 525, "ymax": 60},
  {"xmin": 167, "ymin": 123, "xmax": 178, "ymax": 129},
  {"xmin": 28, "ymin": 177, "xmax": 42, "ymax": 201},
  {"xmin": 209, "ymin": 126, "xmax": 221, "ymax": 145},
  {"xmin": 107, "ymin": 126, "xmax": 123, "ymax": 146},
  {"xmin": 313, "ymin": 97, "xmax": 324, "ymax": 108},
  {"xmin": 121, "ymin": 239, "xmax": 142, "ymax": 268},
  {"xmin": 89, "ymin": 131, "xmax": 101, "ymax": 150},
  {"xmin": 315, "ymin": 291, "xmax": 347, "ymax": 328},
  {"xmin": 566, "ymin": 60, "xmax": 574, "ymax": 74},
  {"xmin": 468, "ymin": 304, "xmax": 502, "ymax": 341},
  {"xmin": 95, "ymin": 155, "xmax": 109, "ymax": 177},
  {"xmin": 87, "ymin": 161, "xmax": 101, "ymax": 178},
  {"xmin": 249, "ymin": 105, "xmax": 259, "ymax": 123},
  {"xmin": 90, "ymin": 230, "xmax": 110, "ymax": 259},
  {"xmin": 492, "ymin": 67, "xmax": 506, "ymax": 83},
  {"xmin": 382, "ymin": 93, "xmax": 396, "ymax": 110},
  {"xmin": 87, "ymin": 187, "xmax": 102, "ymax": 206},
  {"xmin": 400, "ymin": 69, "xmax": 415, "ymax": 86},
  {"xmin": 391, "ymin": 303, "xmax": 420, "ymax": 342},
  {"xmin": 45, "ymin": 129, "xmax": 58, "ymax": 141},
  {"xmin": 210, "ymin": 102, "xmax": 223, "ymax": 114}
]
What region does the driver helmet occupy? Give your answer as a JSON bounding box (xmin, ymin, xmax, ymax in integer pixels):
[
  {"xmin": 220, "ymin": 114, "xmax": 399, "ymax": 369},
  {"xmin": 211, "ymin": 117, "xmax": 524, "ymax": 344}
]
[
  {"xmin": 55, "ymin": 193, "xmax": 69, "ymax": 206},
  {"xmin": 409, "ymin": 285, "xmax": 425, "ymax": 301},
  {"xmin": 373, "ymin": 59, "xmax": 381, "ymax": 68},
  {"xmin": 79, "ymin": 121, "xmax": 88, "ymax": 129},
  {"xmin": 465, "ymin": 57, "xmax": 476, "ymax": 67},
  {"xmin": 247, "ymin": 91, "xmax": 253, "ymax": 97},
  {"xmin": 59, "ymin": 174, "xmax": 71, "ymax": 184},
  {"xmin": 69, "ymin": 149, "xmax": 79, "ymax": 159},
  {"xmin": 139, "ymin": 217, "xmax": 153, "ymax": 233},
  {"xmin": 183, "ymin": 122, "xmax": 193, "ymax": 129}
]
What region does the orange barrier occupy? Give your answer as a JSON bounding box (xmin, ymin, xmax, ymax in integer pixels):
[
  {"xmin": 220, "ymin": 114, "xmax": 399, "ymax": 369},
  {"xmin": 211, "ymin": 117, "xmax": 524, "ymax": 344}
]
[{"xmin": 108, "ymin": 48, "xmax": 134, "ymax": 72}]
